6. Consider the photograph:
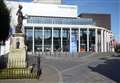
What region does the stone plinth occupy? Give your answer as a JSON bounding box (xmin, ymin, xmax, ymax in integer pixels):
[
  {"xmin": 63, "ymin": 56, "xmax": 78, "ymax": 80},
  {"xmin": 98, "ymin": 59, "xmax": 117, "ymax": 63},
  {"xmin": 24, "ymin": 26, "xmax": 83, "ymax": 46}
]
[{"xmin": 8, "ymin": 33, "xmax": 27, "ymax": 68}]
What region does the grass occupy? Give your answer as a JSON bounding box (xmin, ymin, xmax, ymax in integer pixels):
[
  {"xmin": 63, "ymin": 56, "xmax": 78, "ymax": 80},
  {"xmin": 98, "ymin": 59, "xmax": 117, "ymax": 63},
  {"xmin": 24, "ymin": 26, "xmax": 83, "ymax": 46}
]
[{"xmin": 0, "ymin": 68, "xmax": 38, "ymax": 79}]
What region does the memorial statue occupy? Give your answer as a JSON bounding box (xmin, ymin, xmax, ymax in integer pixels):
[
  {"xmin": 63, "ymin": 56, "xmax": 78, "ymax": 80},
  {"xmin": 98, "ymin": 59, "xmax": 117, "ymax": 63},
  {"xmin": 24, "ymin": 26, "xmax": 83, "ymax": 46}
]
[
  {"xmin": 8, "ymin": 5, "xmax": 27, "ymax": 69},
  {"xmin": 16, "ymin": 5, "xmax": 24, "ymax": 33}
]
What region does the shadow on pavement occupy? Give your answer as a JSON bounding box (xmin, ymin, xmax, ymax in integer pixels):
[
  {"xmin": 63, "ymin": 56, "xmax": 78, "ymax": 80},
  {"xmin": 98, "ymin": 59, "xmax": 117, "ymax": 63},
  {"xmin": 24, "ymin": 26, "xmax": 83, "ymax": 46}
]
[{"xmin": 88, "ymin": 58, "xmax": 120, "ymax": 83}]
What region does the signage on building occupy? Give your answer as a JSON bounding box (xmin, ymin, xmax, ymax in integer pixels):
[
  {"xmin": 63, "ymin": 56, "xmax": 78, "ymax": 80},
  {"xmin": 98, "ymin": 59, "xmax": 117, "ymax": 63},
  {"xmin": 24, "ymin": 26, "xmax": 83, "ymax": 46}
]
[{"xmin": 70, "ymin": 32, "xmax": 77, "ymax": 53}]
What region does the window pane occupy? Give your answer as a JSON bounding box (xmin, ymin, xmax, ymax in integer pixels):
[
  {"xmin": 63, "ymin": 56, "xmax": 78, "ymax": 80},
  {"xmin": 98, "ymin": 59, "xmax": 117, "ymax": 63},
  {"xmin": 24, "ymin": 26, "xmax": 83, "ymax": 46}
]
[
  {"xmin": 98, "ymin": 29, "xmax": 101, "ymax": 52},
  {"xmin": 25, "ymin": 27, "xmax": 33, "ymax": 52},
  {"xmin": 62, "ymin": 28, "xmax": 70, "ymax": 52},
  {"xmin": 89, "ymin": 29, "xmax": 95, "ymax": 52},
  {"xmin": 70, "ymin": 29, "xmax": 79, "ymax": 52},
  {"xmin": 35, "ymin": 28, "xmax": 42, "ymax": 52},
  {"xmin": 80, "ymin": 29, "xmax": 87, "ymax": 52},
  {"xmin": 53, "ymin": 28, "xmax": 61, "ymax": 51},
  {"xmin": 44, "ymin": 28, "xmax": 52, "ymax": 52},
  {"xmin": 27, "ymin": 16, "xmax": 94, "ymax": 25}
]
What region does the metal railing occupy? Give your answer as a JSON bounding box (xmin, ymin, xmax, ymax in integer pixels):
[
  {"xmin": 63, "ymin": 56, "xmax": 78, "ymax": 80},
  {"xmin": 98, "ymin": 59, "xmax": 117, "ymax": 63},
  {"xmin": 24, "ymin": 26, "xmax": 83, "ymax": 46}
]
[
  {"xmin": 28, "ymin": 51, "xmax": 116, "ymax": 58},
  {"xmin": 28, "ymin": 51, "xmax": 94, "ymax": 58}
]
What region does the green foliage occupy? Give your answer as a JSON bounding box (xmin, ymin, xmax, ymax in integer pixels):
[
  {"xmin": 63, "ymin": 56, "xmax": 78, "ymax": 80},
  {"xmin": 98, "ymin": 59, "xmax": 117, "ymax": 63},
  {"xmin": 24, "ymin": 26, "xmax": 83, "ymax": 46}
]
[{"xmin": 0, "ymin": 0, "xmax": 10, "ymax": 42}]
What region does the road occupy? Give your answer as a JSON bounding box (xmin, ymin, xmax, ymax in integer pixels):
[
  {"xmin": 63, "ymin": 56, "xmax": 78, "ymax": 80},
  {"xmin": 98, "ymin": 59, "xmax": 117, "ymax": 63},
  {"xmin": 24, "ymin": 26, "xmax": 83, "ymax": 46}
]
[{"xmin": 41, "ymin": 53, "xmax": 120, "ymax": 83}]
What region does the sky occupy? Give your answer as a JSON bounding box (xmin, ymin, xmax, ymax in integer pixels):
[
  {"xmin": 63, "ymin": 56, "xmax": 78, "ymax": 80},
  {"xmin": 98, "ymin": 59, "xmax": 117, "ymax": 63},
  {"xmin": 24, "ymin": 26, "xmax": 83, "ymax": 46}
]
[
  {"xmin": 10, "ymin": 0, "xmax": 120, "ymax": 43},
  {"xmin": 63, "ymin": 0, "xmax": 120, "ymax": 43}
]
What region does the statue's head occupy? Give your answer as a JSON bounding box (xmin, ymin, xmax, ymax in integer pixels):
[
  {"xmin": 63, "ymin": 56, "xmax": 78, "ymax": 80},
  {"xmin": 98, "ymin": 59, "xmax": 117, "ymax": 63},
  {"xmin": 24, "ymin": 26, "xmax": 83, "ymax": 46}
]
[{"xmin": 19, "ymin": 4, "xmax": 23, "ymax": 9}]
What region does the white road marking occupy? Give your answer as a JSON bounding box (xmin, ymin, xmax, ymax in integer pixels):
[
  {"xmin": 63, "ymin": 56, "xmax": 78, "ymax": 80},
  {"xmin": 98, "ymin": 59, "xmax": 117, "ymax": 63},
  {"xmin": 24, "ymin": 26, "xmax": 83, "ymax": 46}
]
[{"xmin": 47, "ymin": 65, "xmax": 63, "ymax": 83}]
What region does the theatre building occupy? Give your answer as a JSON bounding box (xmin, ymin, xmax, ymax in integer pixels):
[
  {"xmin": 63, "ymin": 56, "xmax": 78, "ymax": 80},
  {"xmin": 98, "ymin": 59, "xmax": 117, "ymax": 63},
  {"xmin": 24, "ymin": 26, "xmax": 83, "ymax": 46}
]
[{"xmin": 5, "ymin": 0, "xmax": 114, "ymax": 55}]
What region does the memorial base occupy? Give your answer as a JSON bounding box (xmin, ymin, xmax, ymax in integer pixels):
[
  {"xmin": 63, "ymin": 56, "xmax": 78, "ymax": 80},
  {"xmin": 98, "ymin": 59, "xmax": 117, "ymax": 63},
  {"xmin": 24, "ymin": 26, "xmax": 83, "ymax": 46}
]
[{"xmin": 8, "ymin": 33, "xmax": 27, "ymax": 68}]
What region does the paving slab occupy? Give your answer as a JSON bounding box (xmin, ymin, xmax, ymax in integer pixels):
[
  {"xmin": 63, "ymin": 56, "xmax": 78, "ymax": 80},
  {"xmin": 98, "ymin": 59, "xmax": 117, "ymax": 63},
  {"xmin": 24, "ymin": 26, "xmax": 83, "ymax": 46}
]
[{"xmin": 0, "ymin": 64, "xmax": 59, "ymax": 83}]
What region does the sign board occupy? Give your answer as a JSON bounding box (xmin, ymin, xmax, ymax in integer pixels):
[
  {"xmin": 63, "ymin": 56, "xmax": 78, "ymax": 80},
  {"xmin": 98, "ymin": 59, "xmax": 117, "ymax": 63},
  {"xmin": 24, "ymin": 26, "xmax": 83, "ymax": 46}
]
[{"xmin": 70, "ymin": 32, "xmax": 77, "ymax": 53}]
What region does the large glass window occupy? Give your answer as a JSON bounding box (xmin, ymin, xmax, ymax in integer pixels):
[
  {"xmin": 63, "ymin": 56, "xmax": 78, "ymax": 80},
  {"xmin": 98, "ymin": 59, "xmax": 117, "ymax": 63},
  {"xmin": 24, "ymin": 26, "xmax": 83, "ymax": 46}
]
[
  {"xmin": 34, "ymin": 28, "xmax": 42, "ymax": 52},
  {"xmin": 53, "ymin": 28, "xmax": 61, "ymax": 51},
  {"xmin": 98, "ymin": 29, "xmax": 101, "ymax": 52},
  {"xmin": 70, "ymin": 29, "xmax": 79, "ymax": 52},
  {"xmin": 25, "ymin": 27, "xmax": 33, "ymax": 52},
  {"xmin": 62, "ymin": 28, "xmax": 70, "ymax": 52},
  {"xmin": 44, "ymin": 28, "xmax": 52, "ymax": 52},
  {"xmin": 89, "ymin": 29, "xmax": 95, "ymax": 52},
  {"xmin": 80, "ymin": 29, "xmax": 87, "ymax": 52},
  {"xmin": 27, "ymin": 16, "xmax": 94, "ymax": 25}
]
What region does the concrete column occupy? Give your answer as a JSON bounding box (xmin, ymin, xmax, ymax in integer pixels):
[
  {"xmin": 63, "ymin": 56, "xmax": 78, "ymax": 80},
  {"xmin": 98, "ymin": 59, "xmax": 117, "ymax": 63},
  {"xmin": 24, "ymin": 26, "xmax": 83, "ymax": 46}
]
[
  {"xmin": 70, "ymin": 28, "xmax": 72, "ymax": 52},
  {"xmin": 108, "ymin": 32, "xmax": 110, "ymax": 52},
  {"xmin": 110, "ymin": 34, "xmax": 112, "ymax": 52},
  {"xmin": 61, "ymin": 28, "xmax": 63, "ymax": 52},
  {"xmin": 42, "ymin": 27, "xmax": 44, "ymax": 52},
  {"xmin": 32, "ymin": 26, "xmax": 35, "ymax": 54},
  {"xmin": 104, "ymin": 31, "xmax": 107, "ymax": 52},
  {"xmin": 78, "ymin": 28, "xmax": 80, "ymax": 52},
  {"xmin": 51, "ymin": 27, "xmax": 53, "ymax": 53},
  {"xmin": 101, "ymin": 29, "xmax": 104, "ymax": 52},
  {"xmin": 95, "ymin": 29, "xmax": 98, "ymax": 52},
  {"xmin": 87, "ymin": 28, "xmax": 89, "ymax": 52},
  {"xmin": 107, "ymin": 32, "xmax": 109, "ymax": 52},
  {"xmin": 109, "ymin": 35, "xmax": 111, "ymax": 52},
  {"xmin": 106, "ymin": 32, "xmax": 108, "ymax": 52}
]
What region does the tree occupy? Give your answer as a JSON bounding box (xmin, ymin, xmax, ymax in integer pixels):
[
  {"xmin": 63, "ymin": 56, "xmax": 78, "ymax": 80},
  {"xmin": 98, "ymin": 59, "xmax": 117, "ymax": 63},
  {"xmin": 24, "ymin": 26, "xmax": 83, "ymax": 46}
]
[
  {"xmin": 0, "ymin": 0, "xmax": 10, "ymax": 42},
  {"xmin": 115, "ymin": 44, "xmax": 120, "ymax": 53}
]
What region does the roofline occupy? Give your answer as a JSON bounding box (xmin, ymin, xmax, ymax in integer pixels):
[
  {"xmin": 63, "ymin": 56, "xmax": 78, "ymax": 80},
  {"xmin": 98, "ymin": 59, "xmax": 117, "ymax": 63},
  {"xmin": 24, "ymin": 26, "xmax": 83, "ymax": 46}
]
[
  {"xmin": 6, "ymin": 1, "xmax": 77, "ymax": 7},
  {"xmin": 78, "ymin": 13, "xmax": 111, "ymax": 17}
]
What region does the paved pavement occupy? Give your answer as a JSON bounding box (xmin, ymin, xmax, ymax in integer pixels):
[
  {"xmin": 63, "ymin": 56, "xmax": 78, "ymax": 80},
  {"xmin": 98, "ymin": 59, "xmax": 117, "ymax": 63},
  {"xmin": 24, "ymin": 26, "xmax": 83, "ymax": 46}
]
[
  {"xmin": 43, "ymin": 55, "xmax": 116, "ymax": 83},
  {"xmin": 0, "ymin": 53, "xmax": 120, "ymax": 83},
  {"xmin": 0, "ymin": 64, "xmax": 59, "ymax": 83}
]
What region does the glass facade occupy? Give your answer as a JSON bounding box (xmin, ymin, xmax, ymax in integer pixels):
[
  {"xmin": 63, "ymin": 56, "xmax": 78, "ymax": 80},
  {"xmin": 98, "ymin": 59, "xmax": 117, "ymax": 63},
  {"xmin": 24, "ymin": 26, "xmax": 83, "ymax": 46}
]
[
  {"xmin": 62, "ymin": 28, "xmax": 70, "ymax": 52},
  {"xmin": 89, "ymin": 29, "xmax": 95, "ymax": 52},
  {"xmin": 34, "ymin": 28, "xmax": 42, "ymax": 52},
  {"xmin": 71, "ymin": 29, "xmax": 79, "ymax": 52},
  {"xmin": 53, "ymin": 28, "xmax": 61, "ymax": 51},
  {"xmin": 98, "ymin": 29, "xmax": 101, "ymax": 52},
  {"xmin": 25, "ymin": 27, "xmax": 111, "ymax": 53},
  {"xmin": 80, "ymin": 29, "xmax": 87, "ymax": 52},
  {"xmin": 27, "ymin": 16, "xmax": 95, "ymax": 25},
  {"xmin": 44, "ymin": 28, "xmax": 52, "ymax": 52},
  {"xmin": 25, "ymin": 27, "xmax": 33, "ymax": 52}
]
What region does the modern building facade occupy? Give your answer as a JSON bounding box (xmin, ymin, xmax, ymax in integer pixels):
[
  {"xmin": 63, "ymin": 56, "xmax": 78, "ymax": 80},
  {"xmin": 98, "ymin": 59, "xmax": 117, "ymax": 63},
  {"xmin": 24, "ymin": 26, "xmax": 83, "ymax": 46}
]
[
  {"xmin": 79, "ymin": 13, "xmax": 111, "ymax": 30},
  {"xmin": 4, "ymin": 1, "xmax": 114, "ymax": 55}
]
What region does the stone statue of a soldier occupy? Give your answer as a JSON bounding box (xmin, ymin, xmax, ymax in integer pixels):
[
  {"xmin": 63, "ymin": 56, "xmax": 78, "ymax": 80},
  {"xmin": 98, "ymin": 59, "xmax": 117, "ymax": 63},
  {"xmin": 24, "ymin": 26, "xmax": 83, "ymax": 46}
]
[{"xmin": 16, "ymin": 5, "xmax": 24, "ymax": 33}]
